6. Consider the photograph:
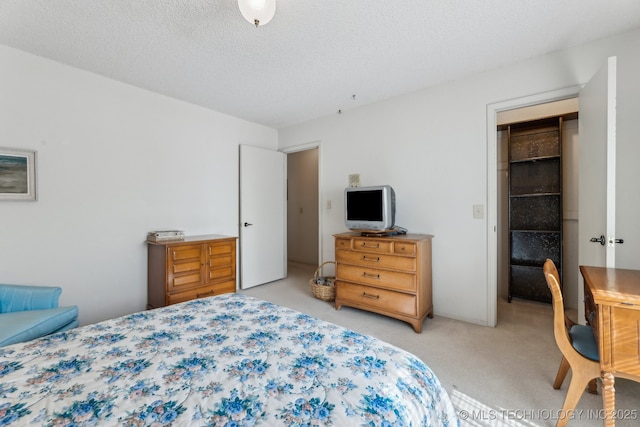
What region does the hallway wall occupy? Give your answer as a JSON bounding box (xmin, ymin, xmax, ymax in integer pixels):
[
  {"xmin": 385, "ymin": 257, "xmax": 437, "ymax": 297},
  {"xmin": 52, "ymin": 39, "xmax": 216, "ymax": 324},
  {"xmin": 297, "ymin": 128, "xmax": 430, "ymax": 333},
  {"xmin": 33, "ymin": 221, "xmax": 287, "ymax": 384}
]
[{"xmin": 287, "ymin": 148, "xmax": 319, "ymax": 265}]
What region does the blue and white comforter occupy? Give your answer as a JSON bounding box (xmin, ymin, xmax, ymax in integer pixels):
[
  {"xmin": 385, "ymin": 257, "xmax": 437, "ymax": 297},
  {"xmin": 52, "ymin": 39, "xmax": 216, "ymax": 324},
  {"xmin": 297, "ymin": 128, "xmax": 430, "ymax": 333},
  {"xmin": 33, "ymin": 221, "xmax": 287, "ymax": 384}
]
[{"xmin": 0, "ymin": 293, "xmax": 458, "ymax": 426}]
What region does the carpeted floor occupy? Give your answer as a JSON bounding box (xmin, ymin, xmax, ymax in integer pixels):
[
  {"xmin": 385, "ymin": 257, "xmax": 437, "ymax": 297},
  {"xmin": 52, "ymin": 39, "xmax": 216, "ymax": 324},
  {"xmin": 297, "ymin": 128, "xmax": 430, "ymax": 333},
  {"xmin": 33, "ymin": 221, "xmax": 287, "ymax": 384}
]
[
  {"xmin": 240, "ymin": 262, "xmax": 640, "ymax": 427},
  {"xmin": 450, "ymin": 389, "xmax": 536, "ymax": 427}
]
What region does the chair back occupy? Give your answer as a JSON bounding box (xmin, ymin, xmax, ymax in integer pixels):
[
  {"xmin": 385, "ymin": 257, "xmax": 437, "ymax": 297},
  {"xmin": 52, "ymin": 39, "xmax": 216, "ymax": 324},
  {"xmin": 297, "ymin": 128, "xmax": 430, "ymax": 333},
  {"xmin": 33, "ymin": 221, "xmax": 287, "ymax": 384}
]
[{"xmin": 543, "ymin": 259, "xmax": 574, "ymax": 357}]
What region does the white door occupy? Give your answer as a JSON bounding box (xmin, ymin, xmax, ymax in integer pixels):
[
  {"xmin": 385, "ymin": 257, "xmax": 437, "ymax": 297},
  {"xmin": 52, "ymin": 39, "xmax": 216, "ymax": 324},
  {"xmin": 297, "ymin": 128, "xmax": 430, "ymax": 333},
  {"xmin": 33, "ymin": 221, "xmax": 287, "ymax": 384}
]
[
  {"xmin": 239, "ymin": 145, "xmax": 287, "ymax": 289},
  {"xmin": 578, "ymin": 56, "xmax": 616, "ymax": 271},
  {"xmin": 578, "ymin": 54, "xmax": 640, "ymax": 321}
]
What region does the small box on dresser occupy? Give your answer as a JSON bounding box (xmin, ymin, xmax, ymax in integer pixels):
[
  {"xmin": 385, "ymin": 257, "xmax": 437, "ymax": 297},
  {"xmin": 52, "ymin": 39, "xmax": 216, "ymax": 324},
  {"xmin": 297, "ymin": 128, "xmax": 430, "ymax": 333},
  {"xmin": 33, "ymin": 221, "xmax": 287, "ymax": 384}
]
[
  {"xmin": 334, "ymin": 232, "xmax": 433, "ymax": 333},
  {"xmin": 147, "ymin": 235, "xmax": 237, "ymax": 309}
]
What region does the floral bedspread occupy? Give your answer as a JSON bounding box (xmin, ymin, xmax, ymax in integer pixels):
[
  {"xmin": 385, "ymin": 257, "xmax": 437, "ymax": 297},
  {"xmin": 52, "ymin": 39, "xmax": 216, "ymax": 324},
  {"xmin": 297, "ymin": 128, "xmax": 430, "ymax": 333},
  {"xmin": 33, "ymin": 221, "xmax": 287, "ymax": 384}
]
[{"xmin": 0, "ymin": 293, "xmax": 458, "ymax": 426}]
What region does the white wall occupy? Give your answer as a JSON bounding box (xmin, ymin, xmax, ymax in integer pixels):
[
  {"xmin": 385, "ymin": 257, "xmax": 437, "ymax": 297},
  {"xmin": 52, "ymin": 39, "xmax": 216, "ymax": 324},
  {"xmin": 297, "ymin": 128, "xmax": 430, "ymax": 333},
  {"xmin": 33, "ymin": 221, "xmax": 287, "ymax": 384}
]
[
  {"xmin": 278, "ymin": 28, "xmax": 640, "ymax": 325},
  {"xmin": 0, "ymin": 45, "xmax": 277, "ymax": 325}
]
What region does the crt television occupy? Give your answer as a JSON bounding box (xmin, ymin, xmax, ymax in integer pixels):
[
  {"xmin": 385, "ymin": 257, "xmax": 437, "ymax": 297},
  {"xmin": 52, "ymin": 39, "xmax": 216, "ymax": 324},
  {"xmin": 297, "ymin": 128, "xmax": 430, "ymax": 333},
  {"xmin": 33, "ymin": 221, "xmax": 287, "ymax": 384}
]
[{"xmin": 344, "ymin": 185, "xmax": 396, "ymax": 231}]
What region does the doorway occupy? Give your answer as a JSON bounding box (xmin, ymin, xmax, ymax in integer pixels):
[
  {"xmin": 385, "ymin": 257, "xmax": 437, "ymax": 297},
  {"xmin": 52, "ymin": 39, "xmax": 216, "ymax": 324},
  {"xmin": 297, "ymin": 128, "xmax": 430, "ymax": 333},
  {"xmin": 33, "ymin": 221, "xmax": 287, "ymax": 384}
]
[
  {"xmin": 486, "ymin": 86, "xmax": 581, "ymax": 326},
  {"xmin": 284, "ymin": 145, "xmax": 320, "ymax": 271},
  {"xmin": 496, "ymin": 103, "xmax": 579, "ymax": 312}
]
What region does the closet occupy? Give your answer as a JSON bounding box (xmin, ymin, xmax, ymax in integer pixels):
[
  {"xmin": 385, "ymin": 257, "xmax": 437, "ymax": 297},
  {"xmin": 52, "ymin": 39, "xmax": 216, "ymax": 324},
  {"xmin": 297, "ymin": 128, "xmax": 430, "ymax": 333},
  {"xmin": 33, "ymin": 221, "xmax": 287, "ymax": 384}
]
[{"xmin": 508, "ymin": 117, "xmax": 563, "ymax": 303}]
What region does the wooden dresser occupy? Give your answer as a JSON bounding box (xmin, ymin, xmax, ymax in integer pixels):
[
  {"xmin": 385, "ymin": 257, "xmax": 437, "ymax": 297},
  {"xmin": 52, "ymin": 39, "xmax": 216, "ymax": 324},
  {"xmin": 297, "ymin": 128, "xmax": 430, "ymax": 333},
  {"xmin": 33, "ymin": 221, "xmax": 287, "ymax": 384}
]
[
  {"xmin": 147, "ymin": 235, "xmax": 237, "ymax": 309},
  {"xmin": 334, "ymin": 232, "xmax": 433, "ymax": 333}
]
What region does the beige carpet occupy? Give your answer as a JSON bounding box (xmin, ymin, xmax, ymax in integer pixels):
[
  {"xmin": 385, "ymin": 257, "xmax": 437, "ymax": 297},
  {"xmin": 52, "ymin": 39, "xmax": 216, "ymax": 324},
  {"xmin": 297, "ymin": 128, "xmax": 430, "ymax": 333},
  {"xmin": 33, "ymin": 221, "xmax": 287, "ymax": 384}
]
[
  {"xmin": 241, "ymin": 262, "xmax": 640, "ymax": 427},
  {"xmin": 451, "ymin": 389, "xmax": 537, "ymax": 427}
]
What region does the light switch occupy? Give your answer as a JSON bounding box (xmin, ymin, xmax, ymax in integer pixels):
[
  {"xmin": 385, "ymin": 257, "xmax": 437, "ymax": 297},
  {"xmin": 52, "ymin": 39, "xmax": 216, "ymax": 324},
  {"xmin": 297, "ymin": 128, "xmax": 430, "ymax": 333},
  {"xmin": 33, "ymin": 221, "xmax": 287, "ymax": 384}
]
[{"xmin": 473, "ymin": 204, "xmax": 484, "ymax": 219}]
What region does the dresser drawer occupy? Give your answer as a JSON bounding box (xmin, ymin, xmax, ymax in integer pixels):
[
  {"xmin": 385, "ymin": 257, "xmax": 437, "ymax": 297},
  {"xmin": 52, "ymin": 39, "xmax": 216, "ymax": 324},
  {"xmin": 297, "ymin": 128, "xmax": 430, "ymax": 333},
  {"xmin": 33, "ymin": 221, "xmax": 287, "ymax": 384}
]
[
  {"xmin": 337, "ymin": 264, "xmax": 416, "ymax": 292},
  {"xmin": 167, "ymin": 280, "xmax": 236, "ymax": 305},
  {"xmin": 352, "ymin": 238, "xmax": 392, "ymax": 254},
  {"xmin": 335, "ymin": 238, "xmax": 353, "ymax": 251},
  {"xmin": 337, "ymin": 282, "xmax": 417, "ymax": 317},
  {"xmin": 208, "ymin": 254, "xmax": 233, "ymax": 269},
  {"xmin": 207, "ymin": 258, "xmax": 235, "ymax": 282},
  {"xmin": 171, "ymin": 245, "xmax": 203, "ymax": 261},
  {"xmin": 336, "ymin": 249, "xmax": 416, "ymax": 272},
  {"xmin": 394, "ymin": 242, "xmax": 416, "ymax": 256},
  {"xmin": 169, "ymin": 270, "xmax": 205, "ymax": 292},
  {"xmin": 208, "ymin": 241, "xmax": 234, "ymax": 256},
  {"xmin": 172, "ymin": 259, "xmax": 202, "ymax": 275}
]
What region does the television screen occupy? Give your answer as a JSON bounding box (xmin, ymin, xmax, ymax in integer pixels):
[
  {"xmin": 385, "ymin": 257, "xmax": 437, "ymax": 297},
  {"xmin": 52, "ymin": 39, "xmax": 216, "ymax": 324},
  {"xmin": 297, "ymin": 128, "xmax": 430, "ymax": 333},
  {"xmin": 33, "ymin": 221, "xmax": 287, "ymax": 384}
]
[{"xmin": 346, "ymin": 190, "xmax": 383, "ymax": 221}]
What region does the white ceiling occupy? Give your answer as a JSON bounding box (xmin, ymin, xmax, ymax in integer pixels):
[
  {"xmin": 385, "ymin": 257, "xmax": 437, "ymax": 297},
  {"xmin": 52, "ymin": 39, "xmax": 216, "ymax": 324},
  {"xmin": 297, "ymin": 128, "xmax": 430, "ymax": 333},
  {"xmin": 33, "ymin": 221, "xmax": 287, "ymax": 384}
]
[{"xmin": 1, "ymin": 1, "xmax": 640, "ymax": 129}]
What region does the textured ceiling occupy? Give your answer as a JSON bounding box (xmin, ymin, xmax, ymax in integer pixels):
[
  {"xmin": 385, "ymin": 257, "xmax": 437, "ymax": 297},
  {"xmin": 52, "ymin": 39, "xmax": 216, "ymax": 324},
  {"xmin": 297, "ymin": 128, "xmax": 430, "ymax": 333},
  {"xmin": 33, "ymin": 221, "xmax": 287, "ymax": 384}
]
[{"xmin": 1, "ymin": 1, "xmax": 640, "ymax": 129}]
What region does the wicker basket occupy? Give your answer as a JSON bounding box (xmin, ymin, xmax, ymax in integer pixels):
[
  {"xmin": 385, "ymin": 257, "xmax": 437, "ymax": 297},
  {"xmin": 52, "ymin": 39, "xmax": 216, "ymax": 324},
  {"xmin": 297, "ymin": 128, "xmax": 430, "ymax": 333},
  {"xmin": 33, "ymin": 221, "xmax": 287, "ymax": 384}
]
[{"xmin": 310, "ymin": 261, "xmax": 336, "ymax": 301}]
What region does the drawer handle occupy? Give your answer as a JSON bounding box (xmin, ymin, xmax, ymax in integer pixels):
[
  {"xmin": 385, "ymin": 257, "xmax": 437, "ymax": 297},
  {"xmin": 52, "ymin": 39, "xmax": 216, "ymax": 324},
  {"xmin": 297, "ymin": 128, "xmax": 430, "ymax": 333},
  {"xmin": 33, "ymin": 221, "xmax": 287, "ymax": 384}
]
[
  {"xmin": 362, "ymin": 272, "xmax": 380, "ymax": 279},
  {"xmin": 196, "ymin": 290, "xmax": 215, "ymax": 298},
  {"xmin": 362, "ymin": 256, "xmax": 380, "ymax": 262},
  {"xmin": 362, "ymin": 243, "xmax": 380, "ymax": 249},
  {"xmin": 362, "ymin": 292, "xmax": 380, "ymax": 300}
]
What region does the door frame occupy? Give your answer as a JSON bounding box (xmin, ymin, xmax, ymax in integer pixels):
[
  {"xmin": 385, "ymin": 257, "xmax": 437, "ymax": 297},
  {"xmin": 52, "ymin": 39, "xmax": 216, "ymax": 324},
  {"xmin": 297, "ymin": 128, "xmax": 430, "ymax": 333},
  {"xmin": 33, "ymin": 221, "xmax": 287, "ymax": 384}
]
[
  {"xmin": 281, "ymin": 141, "xmax": 323, "ymax": 267},
  {"xmin": 486, "ymin": 86, "xmax": 581, "ymax": 327}
]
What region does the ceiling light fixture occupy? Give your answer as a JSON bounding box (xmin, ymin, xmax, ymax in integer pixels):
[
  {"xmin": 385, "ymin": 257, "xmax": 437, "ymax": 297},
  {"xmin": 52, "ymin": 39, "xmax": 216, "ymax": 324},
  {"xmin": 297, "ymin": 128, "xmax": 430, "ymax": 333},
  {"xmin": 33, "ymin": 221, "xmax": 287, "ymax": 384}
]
[{"xmin": 238, "ymin": 0, "xmax": 276, "ymax": 27}]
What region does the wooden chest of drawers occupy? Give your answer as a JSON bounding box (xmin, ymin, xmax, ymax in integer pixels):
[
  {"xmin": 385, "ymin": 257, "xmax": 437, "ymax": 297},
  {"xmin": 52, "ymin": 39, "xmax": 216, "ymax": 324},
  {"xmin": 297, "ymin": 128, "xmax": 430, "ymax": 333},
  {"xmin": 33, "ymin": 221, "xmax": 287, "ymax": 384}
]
[
  {"xmin": 147, "ymin": 235, "xmax": 237, "ymax": 309},
  {"xmin": 334, "ymin": 232, "xmax": 433, "ymax": 332}
]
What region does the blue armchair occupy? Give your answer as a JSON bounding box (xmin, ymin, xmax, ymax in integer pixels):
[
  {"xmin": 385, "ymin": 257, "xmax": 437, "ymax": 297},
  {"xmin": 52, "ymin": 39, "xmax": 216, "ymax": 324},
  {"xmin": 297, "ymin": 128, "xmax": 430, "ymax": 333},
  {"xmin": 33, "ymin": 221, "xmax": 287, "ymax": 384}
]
[{"xmin": 0, "ymin": 284, "xmax": 79, "ymax": 347}]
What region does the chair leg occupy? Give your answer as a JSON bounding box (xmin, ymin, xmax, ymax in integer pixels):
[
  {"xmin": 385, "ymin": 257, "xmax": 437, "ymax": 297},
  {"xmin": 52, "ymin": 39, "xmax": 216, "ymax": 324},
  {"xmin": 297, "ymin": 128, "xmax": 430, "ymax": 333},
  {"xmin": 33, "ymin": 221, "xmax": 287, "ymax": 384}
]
[
  {"xmin": 553, "ymin": 356, "xmax": 570, "ymax": 390},
  {"xmin": 556, "ymin": 369, "xmax": 594, "ymax": 427}
]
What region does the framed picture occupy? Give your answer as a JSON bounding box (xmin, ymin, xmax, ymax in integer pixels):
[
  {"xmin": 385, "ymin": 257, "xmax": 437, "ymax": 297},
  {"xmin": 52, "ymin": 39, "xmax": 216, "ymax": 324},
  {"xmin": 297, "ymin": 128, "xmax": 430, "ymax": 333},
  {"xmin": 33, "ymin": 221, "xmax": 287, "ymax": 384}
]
[{"xmin": 0, "ymin": 147, "xmax": 37, "ymax": 201}]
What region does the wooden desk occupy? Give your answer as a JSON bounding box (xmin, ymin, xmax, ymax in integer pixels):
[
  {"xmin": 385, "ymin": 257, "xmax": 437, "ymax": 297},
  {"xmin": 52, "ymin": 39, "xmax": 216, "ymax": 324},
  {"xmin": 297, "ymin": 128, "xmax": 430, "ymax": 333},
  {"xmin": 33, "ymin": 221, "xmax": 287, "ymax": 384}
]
[{"xmin": 579, "ymin": 266, "xmax": 640, "ymax": 426}]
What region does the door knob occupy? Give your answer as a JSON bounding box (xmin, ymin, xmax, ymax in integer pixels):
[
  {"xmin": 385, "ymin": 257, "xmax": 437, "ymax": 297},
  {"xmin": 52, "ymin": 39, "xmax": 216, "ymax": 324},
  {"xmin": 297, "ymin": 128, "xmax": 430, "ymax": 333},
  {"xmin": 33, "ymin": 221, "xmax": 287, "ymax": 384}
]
[
  {"xmin": 243, "ymin": 222, "xmax": 253, "ymax": 227},
  {"xmin": 590, "ymin": 235, "xmax": 624, "ymax": 245}
]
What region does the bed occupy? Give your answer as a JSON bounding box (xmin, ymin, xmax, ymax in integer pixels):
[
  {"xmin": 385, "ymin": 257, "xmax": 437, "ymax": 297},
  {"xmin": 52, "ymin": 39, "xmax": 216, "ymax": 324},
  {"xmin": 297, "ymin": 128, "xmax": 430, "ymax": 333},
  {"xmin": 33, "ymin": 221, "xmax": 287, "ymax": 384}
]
[{"xmin": 0, "ymin": 293, "xmax": 459, "ymax": 426}]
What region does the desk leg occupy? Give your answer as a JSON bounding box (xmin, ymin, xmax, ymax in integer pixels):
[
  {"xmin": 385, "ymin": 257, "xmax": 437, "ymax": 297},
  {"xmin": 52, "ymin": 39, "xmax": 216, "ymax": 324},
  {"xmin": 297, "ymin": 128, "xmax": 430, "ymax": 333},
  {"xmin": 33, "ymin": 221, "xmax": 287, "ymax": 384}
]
[{"xmin": 601, "ymin": 372, "xmax": 615, "ymax": 427}]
